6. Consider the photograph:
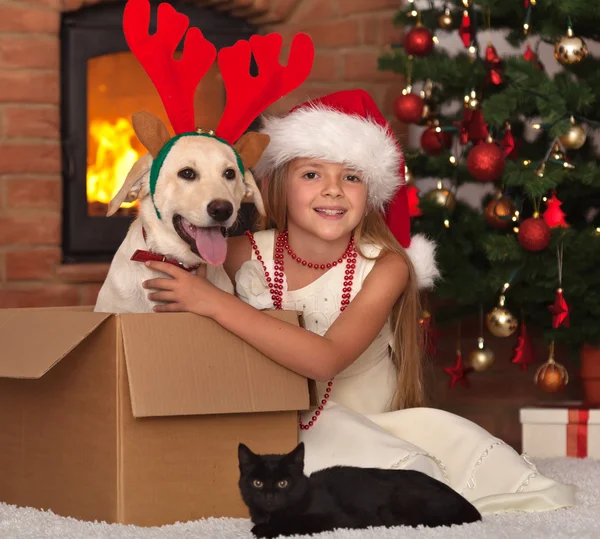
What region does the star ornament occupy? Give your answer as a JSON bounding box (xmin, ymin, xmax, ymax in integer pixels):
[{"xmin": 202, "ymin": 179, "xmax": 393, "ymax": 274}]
[
  {"xmin": 444, "ymin": 350, "xmax": 473, "ymax": 388},
  {"xmin": 511, "ymin": 322, "xmax": 536, "ymax": 371},
  {"xmin": 548, "ymin": 288, "xmax": 570, "ymax": 328}
]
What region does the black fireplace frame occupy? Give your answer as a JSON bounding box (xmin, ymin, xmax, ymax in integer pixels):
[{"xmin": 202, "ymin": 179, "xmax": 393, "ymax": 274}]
[{"xmin": 60, "ymin": 1, "xmax": 259, "ymax": 264}]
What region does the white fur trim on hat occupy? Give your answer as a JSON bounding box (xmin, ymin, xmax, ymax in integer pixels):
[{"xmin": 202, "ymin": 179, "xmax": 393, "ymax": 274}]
[
  {"xmin": 405, "ymin": 234, "xmax": 440, "ymax": 289},
  {"xmin": 253, "ymin": 104, "xmax": 402, "ymax": 210}
]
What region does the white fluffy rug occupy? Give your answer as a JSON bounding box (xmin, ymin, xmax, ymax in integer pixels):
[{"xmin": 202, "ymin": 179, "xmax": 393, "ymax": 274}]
[{"xmin": 0, "ymin": 458, "xmax": 597, "ymax": 539}]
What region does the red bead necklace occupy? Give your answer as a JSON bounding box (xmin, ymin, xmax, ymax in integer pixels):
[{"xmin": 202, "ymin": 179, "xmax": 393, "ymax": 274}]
[{"xmin": 245, "ymin": 229, "xmax": 357, "ymax": 430}]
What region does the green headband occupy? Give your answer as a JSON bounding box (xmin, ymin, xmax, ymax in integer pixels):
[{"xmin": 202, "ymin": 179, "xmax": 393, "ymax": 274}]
[{"xmin": 149, "ymin": 132, "xmax": 246, "ymax": 220}]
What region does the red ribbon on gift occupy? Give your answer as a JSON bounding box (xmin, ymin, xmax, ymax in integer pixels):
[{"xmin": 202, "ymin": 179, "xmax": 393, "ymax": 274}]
[{"xmin": 567, "ymin": 409, "xmax": 589, "ymax": 458}]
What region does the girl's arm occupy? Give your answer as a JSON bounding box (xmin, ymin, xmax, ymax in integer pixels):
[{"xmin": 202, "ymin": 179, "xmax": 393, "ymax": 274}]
[{"xmin": 143, "ymin": 252, "xmax": 409, "ymax": 381}]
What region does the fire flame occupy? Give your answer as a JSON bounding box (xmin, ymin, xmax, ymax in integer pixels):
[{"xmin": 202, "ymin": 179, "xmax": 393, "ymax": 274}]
[{"xmin": 87, "ymin": 117, "xmax": 140, "ymax": 209}]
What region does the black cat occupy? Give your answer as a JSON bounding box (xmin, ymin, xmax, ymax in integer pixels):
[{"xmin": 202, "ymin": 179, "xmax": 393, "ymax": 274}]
[{"xmin": 238, "ymin": 442, "xmax": 481, "ymax": 538}]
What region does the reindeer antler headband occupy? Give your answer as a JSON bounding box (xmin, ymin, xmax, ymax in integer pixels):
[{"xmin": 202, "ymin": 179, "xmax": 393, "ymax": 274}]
[{"xmin": 122, "ymin": 0, "xmax": 314, "ymax": 218}]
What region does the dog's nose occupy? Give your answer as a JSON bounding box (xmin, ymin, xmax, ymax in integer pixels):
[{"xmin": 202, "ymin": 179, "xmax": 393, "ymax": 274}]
[{"xmin": 207, "ymin": 199, "xmax": 233, "ymax": 222}]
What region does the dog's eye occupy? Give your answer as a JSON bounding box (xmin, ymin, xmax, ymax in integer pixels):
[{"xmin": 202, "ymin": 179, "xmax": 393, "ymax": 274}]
[
  {"xmin": 277, "ymin": 480, "xmax": 289, "ymax": 489},
  {"xmin": 252, "ymin": 479, "xmax": 264, "ymax": 489},
  {"xmin": 178, "ymin": 168, "xmax": 196, "ymax": 181},
  {"xmin": 223, "ymin": 168, "xmax": 236, "ymax": 180}
]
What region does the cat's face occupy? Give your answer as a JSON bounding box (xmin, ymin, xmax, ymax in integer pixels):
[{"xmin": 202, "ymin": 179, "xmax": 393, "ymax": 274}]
[{"xmin": 238, "ymin": 442, "xmax": 309, "ymax": 515}]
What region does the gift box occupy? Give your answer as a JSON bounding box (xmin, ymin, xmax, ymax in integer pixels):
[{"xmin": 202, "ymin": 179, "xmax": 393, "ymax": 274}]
[{"xmin": 520, "ymin": 403, "xmax": 600, "ymax": 459}]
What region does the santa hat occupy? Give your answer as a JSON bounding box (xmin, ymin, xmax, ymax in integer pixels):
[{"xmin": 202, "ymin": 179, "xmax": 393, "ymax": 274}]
[{"xmin": 254, "ymin": 89, "xmax": 439, "ymax": 289}]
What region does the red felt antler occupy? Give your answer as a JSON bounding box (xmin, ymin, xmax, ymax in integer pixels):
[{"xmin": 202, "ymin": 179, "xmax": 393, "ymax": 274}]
[
  {"xmin": 216, "ymin": 33, "xmax": 314, "ymax": 144},
  {"xmin": 123, "ymin": 0, "xmax": 217, "ymax": 134}
]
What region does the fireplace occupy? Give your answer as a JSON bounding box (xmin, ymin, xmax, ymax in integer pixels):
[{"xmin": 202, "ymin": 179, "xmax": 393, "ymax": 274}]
[{"xmin": 60, "ymin": 1, "xmax": 258, "ymax": 263}]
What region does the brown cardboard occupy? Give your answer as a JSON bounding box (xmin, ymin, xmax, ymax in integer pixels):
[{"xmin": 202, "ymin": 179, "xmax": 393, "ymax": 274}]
[{"xmin": 0, "ymin": 307, "xmax": 309, "ymax": 526}]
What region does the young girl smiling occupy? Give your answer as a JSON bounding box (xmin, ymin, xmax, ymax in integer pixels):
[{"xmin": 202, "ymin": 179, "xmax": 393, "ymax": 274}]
[{"xmin": 143, "ymin": 89, "xmax": 575, "ymax": 515}]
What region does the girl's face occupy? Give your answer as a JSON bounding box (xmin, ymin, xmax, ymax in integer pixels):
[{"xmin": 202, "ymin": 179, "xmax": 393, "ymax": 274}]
[{"xmin": 285, "ymin": 158, "xmax": 368, "ymax": 241}]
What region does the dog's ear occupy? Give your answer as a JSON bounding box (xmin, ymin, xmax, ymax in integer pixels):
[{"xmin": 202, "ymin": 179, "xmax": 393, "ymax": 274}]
[
  {"xmin": 234, "ymin": 132, "xmax": 270, "ymax": 169},
  {"xmin": 242, "ymin": 170, "xmax": 265, "ymax": 217},
  {"xmin": 107, "ymin": 153, "xmax": 153, "ymax": 217},
  {"xmin": 131, "ymin": 111, "xmax": 172, "ymax": 158}
]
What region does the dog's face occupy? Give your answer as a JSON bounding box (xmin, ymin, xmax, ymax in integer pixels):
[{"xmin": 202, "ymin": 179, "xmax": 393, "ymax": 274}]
[
  {"xmin": 107, "ymin": 117, "xmax": 268, "ymax": 266},
  {"xmin": 153, "ymin": 136, "xmax": 246, "ymax": 265}
]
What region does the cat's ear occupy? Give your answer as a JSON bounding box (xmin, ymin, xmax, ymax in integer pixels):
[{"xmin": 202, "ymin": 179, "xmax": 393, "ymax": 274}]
[
  {"xmin": 287, "ymin": 443, "xmax": 305, "ymax": 472},
  {"xmin": 238, "ymin": 443, "xmax": 257, "ymax": 469}
]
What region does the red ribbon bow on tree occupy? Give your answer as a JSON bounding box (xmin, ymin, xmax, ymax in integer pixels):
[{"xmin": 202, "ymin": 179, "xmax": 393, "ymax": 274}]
[{"xmin": 485, "ymin": 44, "xmax": 504, "ymax": 85}]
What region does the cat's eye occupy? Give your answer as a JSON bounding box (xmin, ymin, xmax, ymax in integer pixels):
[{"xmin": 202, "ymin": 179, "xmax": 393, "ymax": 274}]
[
  {"xmin": 178, "ymin": 167, "xmax": 196, "ymax": 181},
  {"xmin": 277, "ymin": 480, "xmax": 289, "ymax": 489},
  {"xmin": 252, "ymin": 479, "xmax": 264, "ymax": 489}
]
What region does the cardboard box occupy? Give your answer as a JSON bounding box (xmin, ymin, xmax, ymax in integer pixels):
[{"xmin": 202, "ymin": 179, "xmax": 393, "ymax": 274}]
[
  {"xmin": 0, "ymin": 307, "xmax": 310, "ymax": 526},
  {"xmin": 520, "ymin": 403, "xmax": 600, "ymax": 459}
]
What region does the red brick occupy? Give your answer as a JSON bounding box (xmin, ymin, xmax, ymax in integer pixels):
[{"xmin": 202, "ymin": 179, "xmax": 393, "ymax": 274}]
[
  {"xmin": 0, "ymin": 252, "xmax": 5, "ymax": 281},
  {"xmin": 308, "ymin": 53, "xmax": 338, "ymax": 82},
  {"xmin": 5, "ymin": 248, "xmax": 61, "ymax": 280},
  {"xmin": 0, "ymin": 143, "xmax": 61, "ymax": 174},
  {"xmin": 290, "ymin": 0, "xmax": 337, "ymax": 22},
  {"xmin": 381, "ymin": 16, "xmax": 403, "ymax": 46},
  {"xmin": 272, "ymin": 0, "xmax": 301, "ymax": 21},
  {"xmin": 81, "ymin": 283, "xmax": 104, "ymax": 306},
  {"xmin": 62, "ymin": 0, "xmax": 85, "ymax": 11},
  {"xmin": 343, "ymin": 51, "xmax": 399, "ymax": 82},
  {"xmin": 23, "ymin": 0, "xmax": 62, "ymax": 8},
  {"xmin": 231, "ymin": 0, "xmax": 270, "ymax": 17},
  {"xmin": 0, "ymin": 37, "xmax": 59, "ymax": 70},
  {"xmin": 338, "ymin": 0, "xmax": 398, "ymax": 15},
  {"xmin": 55, "ymin": 263, "xmax": 110, "ymax": 283},
  {"xmin": 5, "ymin": 106, "xmax": 59, "ymax": 139},
  {"xmin": 0, "ymin": 285, "xmax": 80, "ymax": 308},
  {"xmin": 0, "ymin": 215, "xmax": 60, "ymax": 246},
  {"xmin": 0, "ymin": 71, "xmax": 59, "ymax": 104},
  {"xmin": 0, "ymin": 5, "xmax": 60, "ymax": 34},
  {"xmin": 361, "ymin": 16, "xmax": 379, "ymax": 45},
  {"xmin": 6, "ymin": 177, "xmax": 61, "ymax": 210},
  {"xmin": 296, "ymin": 19, "xmax": 361, "ymax": 48}
]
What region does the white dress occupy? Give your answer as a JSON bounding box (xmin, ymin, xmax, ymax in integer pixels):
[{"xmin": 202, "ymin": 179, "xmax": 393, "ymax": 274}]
[{"xmin": 235, "ymin": 230, "xmax": 576, "ymax": 515}]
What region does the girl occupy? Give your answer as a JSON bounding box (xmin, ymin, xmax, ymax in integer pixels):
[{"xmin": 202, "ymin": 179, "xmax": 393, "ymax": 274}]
[{"xmin": 142, "ymin": 89, "xmax": 575, "ymax": 514}]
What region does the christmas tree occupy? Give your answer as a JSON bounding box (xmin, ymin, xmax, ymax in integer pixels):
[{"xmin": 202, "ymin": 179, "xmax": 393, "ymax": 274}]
[{"xmin": 378, "ymin": 0, "xmax": 600, "ymax": 386}]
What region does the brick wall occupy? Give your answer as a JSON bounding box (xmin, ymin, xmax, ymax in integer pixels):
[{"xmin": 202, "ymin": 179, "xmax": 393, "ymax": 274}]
[{"xmin": 0, "ymin": 0, "xmax": 405, "ymax": 308}]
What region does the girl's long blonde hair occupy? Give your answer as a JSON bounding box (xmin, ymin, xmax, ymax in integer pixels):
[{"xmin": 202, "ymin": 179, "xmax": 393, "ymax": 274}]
[{"xmin": 257, "ymin": 164, "xmax": 427, "ymax": 410}]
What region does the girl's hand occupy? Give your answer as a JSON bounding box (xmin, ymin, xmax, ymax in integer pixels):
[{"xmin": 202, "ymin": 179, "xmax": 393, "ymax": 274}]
[{"xmin": 142, "ymin": 261, "xmax": 224, "ymax": 317}]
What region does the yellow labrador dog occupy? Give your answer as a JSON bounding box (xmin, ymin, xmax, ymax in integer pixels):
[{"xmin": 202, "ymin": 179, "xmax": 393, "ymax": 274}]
[{"xmin": 94, "ymin": 115, "xmax": 267, "ymax": 314}]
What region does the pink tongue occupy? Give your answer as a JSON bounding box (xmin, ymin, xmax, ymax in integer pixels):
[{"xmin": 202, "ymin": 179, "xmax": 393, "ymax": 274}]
[{"xmin": 193, "ymin": 227, "xmax": 228, "ymax": 266}]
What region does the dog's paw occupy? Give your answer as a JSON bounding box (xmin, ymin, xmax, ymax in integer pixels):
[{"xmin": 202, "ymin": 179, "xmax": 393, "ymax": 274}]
[{"xmin": 251, "ymin": 523, "xmax": 279, "ymax": 538}]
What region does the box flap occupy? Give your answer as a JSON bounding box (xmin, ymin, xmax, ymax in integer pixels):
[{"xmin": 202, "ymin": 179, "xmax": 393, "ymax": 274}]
[
  {"xmin": 0, "ymin": 309, "xmax": 112, "ymax": 378},
  {"xmin": 119, "ymin": 311, "xmax": 310, "ymax": 418}
]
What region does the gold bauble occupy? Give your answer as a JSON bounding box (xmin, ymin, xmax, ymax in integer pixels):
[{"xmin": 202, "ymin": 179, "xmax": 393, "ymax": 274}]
[
  {"xmin": 405, "ymin": 165, "xmax": 415, "ymax": 186},
  {"xmin": 554, "ymin": 27, "xmax": 588, "ymax": 65},
  {"xmin": 469, "ymin": 337, "xmax": 495, "ymax": 372},
  {"xmin": 559, "ymin": 117, "xmax": 586, "ymax": 150},
  {"xmin": 484, "ymin": 195, "xmax": 516, "ymax": 230},
  {"xmin": 439, "ymin": 7, "xmax": 453, "ymax": 29},
  {"xmin": 424, "ymin": 181, "xmax": 456, "ymax": 210},
  {"xmin": 486, "ymin": 295, "xmax": 518, "ymax": 337},
  {"xmin": 534, "ymin": 347, "xmax": 569, "ymax": 393}
]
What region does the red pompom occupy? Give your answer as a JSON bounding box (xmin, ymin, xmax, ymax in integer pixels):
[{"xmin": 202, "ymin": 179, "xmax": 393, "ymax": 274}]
[
  {"xmin": 420, "ymin": 126, "xmax": 452, "ymax": 156},
  {"xmin": 518, "ymin": 216, "xmax": 551, "ymax": 251},
  {"xmin": 394, "ymin": 93, "xmax": 424, "ymax": 124},
  {"xmin": 404, "ymin": 26, "xmax": 435, "ymax": 57},
  {"xmin": 467, "ymin": 142, "xmax": 506, "ymax": 182}
]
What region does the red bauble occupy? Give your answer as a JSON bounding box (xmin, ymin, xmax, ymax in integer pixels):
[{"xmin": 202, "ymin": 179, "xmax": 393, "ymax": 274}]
[
  {"xmin": 404, "ymin": 26, "xmax": 435, "ymax": 57},
  {"xmin": 518, "ymin": 216, "xmax": 551, "ymax": 251},
  {"xmin": 467, "ymin": 142, "xmax": 506, "ymax": 182},
  {"xmin": 394, "ymin": 93, "xmax": 425, "ymax": 124},
  {"xmin": 420, "ymin": 126, "xmax": 452, "ymax": 155}
]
